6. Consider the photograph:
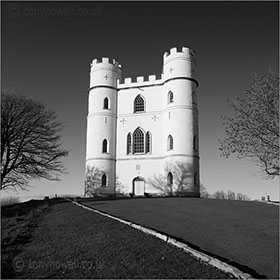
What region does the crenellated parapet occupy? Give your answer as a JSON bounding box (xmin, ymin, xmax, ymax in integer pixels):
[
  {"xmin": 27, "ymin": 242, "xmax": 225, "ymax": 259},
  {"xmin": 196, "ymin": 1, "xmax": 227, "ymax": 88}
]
[
  {"xmin": 117, "ymin": 74, "xmax": 163, "ymax": 89},
  {"xmin": 90, "ymin": 57, "xmax": 122, "ymax": 73},
  {"xmin": 89, "ymin": 57, "xmax": 121, "ymax": 88},
  {"xmin": 163, "ymin": 47, "xmax": 196, "ymax": 65},
  {"xmin": 162, "ymin": 46, "xmax": 197, "ymax": 84}
]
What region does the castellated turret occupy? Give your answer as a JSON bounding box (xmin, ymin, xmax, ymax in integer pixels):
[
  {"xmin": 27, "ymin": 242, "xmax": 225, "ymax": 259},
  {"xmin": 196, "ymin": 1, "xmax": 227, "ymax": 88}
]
[
  {"xmin": 162, "ymin": 47, "xmax": 200, "ymax": 194},
  {"xmin": 86, "ymin": 47, "xmax": 200, "ymax": 197},
  {"xmin": 86, "ymin": 58, "xmax": 121, "ymax": 194}
]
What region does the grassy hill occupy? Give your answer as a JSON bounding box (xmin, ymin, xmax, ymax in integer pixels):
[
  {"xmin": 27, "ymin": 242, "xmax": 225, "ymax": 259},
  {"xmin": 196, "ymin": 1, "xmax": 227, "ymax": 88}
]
[
  {"xmin": 1, "ymin": 199, "xmax": 233, "ymax": 279},
  {"xmin": 1, "ymin": 197, "xmax": 278, "ymax": 279},
  {"xmin": 80, "ymin": 197, "xmax": 279, "ymax": 279}
]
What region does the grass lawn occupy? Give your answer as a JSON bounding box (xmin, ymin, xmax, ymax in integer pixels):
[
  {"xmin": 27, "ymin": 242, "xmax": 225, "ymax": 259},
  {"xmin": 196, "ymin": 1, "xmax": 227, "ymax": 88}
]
[
  {"xmin": 81, "ymin": 197, "xmax": 279, "ymax": 279},
  {"xmin": 1, "ymin": 199, "xmax": 50, "ymax": 279},
  {"xmin": 2, "ymin": 200, "xmax": 234, "ymax": 279}
]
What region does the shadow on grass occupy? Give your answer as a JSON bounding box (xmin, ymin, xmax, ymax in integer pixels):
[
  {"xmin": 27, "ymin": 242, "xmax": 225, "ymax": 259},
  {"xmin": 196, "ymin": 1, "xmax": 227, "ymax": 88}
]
[{"xmin": 1, "ymin": 199, "xmax": 53, "ymax": 279}]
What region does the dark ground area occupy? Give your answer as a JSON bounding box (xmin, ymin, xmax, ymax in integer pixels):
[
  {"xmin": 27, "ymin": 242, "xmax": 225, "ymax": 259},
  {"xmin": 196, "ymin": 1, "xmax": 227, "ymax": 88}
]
[
  {"xmin": 1, "ymin": 200, "xmax": 234, "ymax": 279},
  {"xmin": 81, "ymin": 197, "xmax": 279, "ymax": 279},
  {"xmin": 1, "ymin": 199, "xmax": 52, "ymax": 278}
]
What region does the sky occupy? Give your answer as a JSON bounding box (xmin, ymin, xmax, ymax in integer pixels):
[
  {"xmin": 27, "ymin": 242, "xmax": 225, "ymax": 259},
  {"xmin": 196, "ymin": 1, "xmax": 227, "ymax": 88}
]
[{"xmin": 1, "ymin": 1, "xmax": 279, "ymax": 201}]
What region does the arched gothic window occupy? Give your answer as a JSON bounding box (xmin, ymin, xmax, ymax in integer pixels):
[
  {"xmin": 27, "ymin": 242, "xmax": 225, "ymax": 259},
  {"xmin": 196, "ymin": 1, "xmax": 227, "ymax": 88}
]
[
  {"xmin": 102, "ymin": 139, "xmax": 108, "ymax": 153},
  {"xmin": 127, "ymin": 133, "xmax": 132, "ymax": 154},
  {"xmin": 146, "ymin": 132, "xmax": 151, "ymax": 153},
  {"xmin": 103, "ymin": 97, "xmax": 109, "ymax": 109},
  {"xmin": 101, "ymin": 174, "xmax": 107, "ymax": 186},
  {"xmin": 133, "ymin": 128, "xmax": 145, "ymax": 153},
  {"xmin": 167, "ymin": 172, "xmax": 173, "ymax": 186},
  {"xmin": 134, "ymin": 95, "xmax": 145, "ymax": 113},
  {"xmin": 167, "ymin": 135, "xmax": 173, "ymax": 151},
  {"xmin": 168, "ymin": 91, "xmax": 174, "ymax": 104}
]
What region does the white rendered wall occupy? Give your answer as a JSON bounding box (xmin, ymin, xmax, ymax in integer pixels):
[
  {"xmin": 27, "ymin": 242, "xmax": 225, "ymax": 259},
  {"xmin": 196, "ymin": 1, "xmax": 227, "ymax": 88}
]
[
  {"xmin": 116, "ymin": 84, "xmax": 164, "ymax": 194},
  {"xmin": 117, "ymin": 85, "xmax": 164, "ymax": 158},
  {"xmin": 116, "ymin": 159, "xmax": 164, "ymax": 194}
]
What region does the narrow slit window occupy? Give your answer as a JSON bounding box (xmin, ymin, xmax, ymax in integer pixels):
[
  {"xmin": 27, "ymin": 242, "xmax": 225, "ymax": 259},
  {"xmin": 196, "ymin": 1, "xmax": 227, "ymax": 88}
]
[
  {"xmin": 101, "ymin": 174, "xmax": 107, "ymax": 186},
  {"xmin": 167, "ymin": 172, "xmax": 173, "ymax": 186},
  {"xmin": 167, "ymin": 135, "xmax": 173, "ymax": 150},
  {"xmin": 127, "ymin": 133, "xmax": 132, "ymax": 154},
  {"xmin": 168, "ymin": 91, "xmax": 174, "ymax": 104},
  {"xmin": 102, "ymin": 139, "xmax": 108, "ymax": 153},
  {"xmin": 146, "ymin": 132, "xmax": 151, "ymax": 153},
  {"xmin": 103, "ymin": 97, "xmax": 109, "ymax": 109}
]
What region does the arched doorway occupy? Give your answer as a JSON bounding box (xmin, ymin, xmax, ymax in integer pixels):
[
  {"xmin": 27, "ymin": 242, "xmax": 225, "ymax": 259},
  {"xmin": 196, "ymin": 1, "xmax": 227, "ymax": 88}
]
[{"xmin": 133, "ymin": 177, "xmax": 145, "ymax": 196}]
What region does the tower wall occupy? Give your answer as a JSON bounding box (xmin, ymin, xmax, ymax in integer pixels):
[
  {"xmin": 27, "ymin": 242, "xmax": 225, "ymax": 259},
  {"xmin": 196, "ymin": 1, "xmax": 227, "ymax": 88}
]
[
  {"xmin": 86, "ymin": 58, "xmax": 121, "ymax": 193},
  {"xmin": 162, "ymin": 47, "xmax": 200, "ymax": 195}
]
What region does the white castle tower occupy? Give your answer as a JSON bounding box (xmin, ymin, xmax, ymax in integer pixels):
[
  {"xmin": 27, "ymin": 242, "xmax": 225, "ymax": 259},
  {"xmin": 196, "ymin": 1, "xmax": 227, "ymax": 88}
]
[
  {"xmin": 86, "ymin": 47, "xmax": 200, "ymax": 197},
  {"xmin": 86, "ymin": 58, "xmax": 121, "ymax": 194}
]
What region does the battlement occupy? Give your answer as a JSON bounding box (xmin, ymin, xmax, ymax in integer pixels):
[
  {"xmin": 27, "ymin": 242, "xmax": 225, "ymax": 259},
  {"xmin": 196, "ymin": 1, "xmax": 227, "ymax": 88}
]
[
  {"xmin": 90, "ymin": 57, "xmax": 122, "ymax": 69},
  {"xmin": 117, "ymin": 74, "xmax": 163, "ymax": 89},
  {"xmin": 163, "ymin": 47, "xmax": 196, "ymax": 64}
]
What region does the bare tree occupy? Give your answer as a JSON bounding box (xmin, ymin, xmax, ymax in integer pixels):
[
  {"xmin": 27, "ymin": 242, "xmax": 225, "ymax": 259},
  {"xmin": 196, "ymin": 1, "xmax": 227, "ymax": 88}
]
[
  {"xmin": 236, "ymin": 193, "xmax": 250, "ymax": 201},
  {"xmin": 226, "ymin": 190, "xmax": 236, "ymax": 200},
  {"xmin": 147, "ymin": 161, "xmax": 193, "ymax": 196},
  {"xmin": 1, "ymin": 90, "xmax": 68, "ymax": 191},
  {"xmin": 200, "ymin": 184, "xmax": 210, "ymax": 198},
  {"xmin": 147, "ymin": 170, "xmax": 171, "ymax": 195},
  {"xmin": 84, "ymin": 166, "xmax": 103, "ymax": 197},
  {"xmin": 219, "ymin": 71, "xmax": 279, "ymax": 178},
  {"xmin": 115, "ymin": 175, "xmax": 126, "ymax": 194},
  {"xmin": 212, "ymin": 190, "xmax": 227, "ymax": 199},
  {"xmin": 211, "ymin": 189, "xmax": 250, "ymax": 201}
]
